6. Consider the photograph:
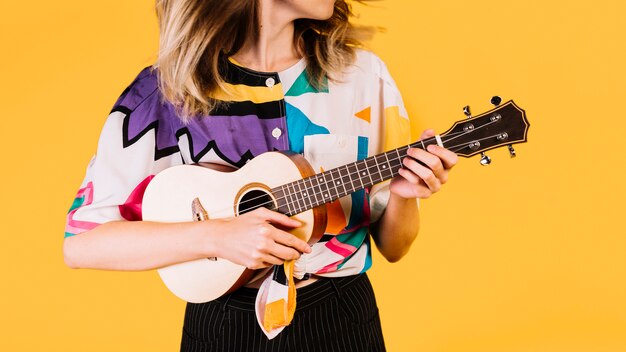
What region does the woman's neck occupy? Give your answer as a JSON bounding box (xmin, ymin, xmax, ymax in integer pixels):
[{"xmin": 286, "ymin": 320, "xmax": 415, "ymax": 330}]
[{"xmin": 231, "ymin": 1, "xmax": 302, "ymax": 72}]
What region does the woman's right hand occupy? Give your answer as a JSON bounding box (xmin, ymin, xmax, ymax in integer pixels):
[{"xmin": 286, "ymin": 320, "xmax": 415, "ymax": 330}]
[{"xmin": 209, "ymin": 207, "xmax": 311, "ymax": 269}]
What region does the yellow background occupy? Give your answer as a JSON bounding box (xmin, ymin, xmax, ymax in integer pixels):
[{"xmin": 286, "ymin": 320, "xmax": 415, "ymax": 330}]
[{"xmin": 1, "ymin": 1, "xmax": 625, "ymax": 351}]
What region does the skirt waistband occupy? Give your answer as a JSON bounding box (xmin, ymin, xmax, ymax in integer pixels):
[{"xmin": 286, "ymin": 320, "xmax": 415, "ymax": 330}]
[{"xmin": 214, "ymin": 274, "xmax": 367, "ymax": 312}]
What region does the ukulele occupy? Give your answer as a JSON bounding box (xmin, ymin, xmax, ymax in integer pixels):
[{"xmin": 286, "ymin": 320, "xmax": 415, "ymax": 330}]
[{"xmin": 142, "ymin": 98, "xmax": 529, "ymax": 303}]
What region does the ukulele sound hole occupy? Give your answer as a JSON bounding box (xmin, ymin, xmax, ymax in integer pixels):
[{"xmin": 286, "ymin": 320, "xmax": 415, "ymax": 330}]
[{"xmin": 237, "ymin": 188, "xmax": 277, "ymax": 215}]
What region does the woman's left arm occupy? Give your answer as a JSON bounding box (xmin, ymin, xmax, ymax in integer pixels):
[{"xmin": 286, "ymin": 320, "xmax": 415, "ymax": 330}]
[{"xmin": 371, "ymin": 129, "xmax": 458, "ymax": 262}]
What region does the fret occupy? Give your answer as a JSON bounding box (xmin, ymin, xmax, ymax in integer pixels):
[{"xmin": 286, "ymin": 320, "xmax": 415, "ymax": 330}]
[
  {"xmin": 312, "ymin": 174, "xmax": 321, "ymax": 207},
  {"xmin": 400, "ymin": 145, "xmax": 411, "ymax": 157},
  {"xmin": 337, "ymin": 167, "xmax": 348, "ymax": 197},
  {"xmin": 273, "ymin": 185, "xmax": 289, "ymax": 214},
  {"xmin": 303, "ymin": 177, "xmax": 314, "ymax": 209},
  {"xmin": 299, "ymin": 179, "xmax": 309, "ymax": 212},
  {"xmin": 395, "ymin": 146, "xmax": 408, "ymax": 172},
  {"xmin": 308, "ymin": 176, "xmax": 322, "ymax": 208},
  {"xmin": 365, "ymin": 157, "xmax": 383, "ymax": 184},
  {"xmin": 425, "ymin": 137, "xmax": 439, "ymax": 149},
  {"xmin": 319, "ymin": 172, "xmax": 331, "ymax": 203},
  {"xmin": 283, "ymin": 182, "xmax": 292, "ymax": 215},
  {"xmin": 374, "ymin": 156, "xmax": 385, "ymax": 181},
  {"xmin": 297, "ymin": 179, "xmax": 310, "ymax": 211},
  {"xmin": 357, "ymin": 159, "xmax": 373, "ymax": 188},
  {"xmin": 301, "ymin": 179, "xmax": 310, "ymax": 210},
  {"xmin": 335, "ymin": 167, "xmax": 348, "ymax": 197},
  {"xmin": 328, "ymin": 168, "xmax": 343, "ymax": 199},
  {"xmin": 376, "ymin": 154, "xmax": 393, "ymax": 180},
  {"xmin": 341, "ymin": 165, "xmax": 353, "ymax": 195},
  {"xmin": 293, "ymin": 180, "xmax": 305, "ymax": 213},
  {"xmin": 288, "ymin": 181, "xmax": 299, "ymax": 214},
  {"xmin": 387, "ymin": 149, "xmax": 403, "ymax": 175},
  {"xmin": 346, "ymin": 163, "xmax": 361, "ymax": 193},
  {"xmin": 326, "ymin": 169, "xmax": 335, "ymax": 201},
  {"xmin": 302, "ymin": 177, "xmax": 315, "ymax": 209}
]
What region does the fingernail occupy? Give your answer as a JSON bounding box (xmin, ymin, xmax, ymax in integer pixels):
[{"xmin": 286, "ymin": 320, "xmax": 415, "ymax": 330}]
[
  {"xmin": 305, "ymin": 245, "xmax": 312, "ymax": 253},
  {"xmin": 427, "ymin": 145, "xmax": 436, "ymax": 152}
]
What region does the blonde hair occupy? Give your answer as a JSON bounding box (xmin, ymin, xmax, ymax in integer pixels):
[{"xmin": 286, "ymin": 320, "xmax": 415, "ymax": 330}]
[{"xmin": 155, "ymin": 0, "xmax": 375, "ymax": 120}]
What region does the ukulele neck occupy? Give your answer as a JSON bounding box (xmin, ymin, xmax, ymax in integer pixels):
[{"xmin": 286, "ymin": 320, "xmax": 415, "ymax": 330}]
[{"xmin": 271, "ymin": 138, "xmax": 441, "ymax": 217}]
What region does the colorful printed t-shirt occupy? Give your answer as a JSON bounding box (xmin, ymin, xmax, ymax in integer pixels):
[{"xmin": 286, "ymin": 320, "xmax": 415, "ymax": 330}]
[{"xmin": 65, "ymin": 49, "xmax": 412, "ymax": 278}]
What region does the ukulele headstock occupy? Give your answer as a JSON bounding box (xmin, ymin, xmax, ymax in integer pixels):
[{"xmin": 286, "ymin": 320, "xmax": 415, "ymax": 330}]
[{"xmin": 441, "ymin": 99, "xmax": 529, "ymax": 162}]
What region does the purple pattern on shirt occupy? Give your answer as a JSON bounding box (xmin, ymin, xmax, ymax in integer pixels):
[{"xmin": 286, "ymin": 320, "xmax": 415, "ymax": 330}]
[
  {"xmin": 112, "ymin": 67, "xmax": 288, "ymax": 166},
  {"xmin": 177, "ymin": 115, "xmax": 287, "ymax": 165}
]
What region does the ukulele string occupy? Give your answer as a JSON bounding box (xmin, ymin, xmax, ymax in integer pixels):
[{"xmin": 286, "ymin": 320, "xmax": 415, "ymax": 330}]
[
  {"xmin": 443, "ymin": 133, "xmax": 510, "ymax": 154},
  {"xmin": 209, "ymin": 130, "xmax": 503, "ymax": 216},
  {"xmin": 208, "ymin": 126, "xmax": 494, "ymax": 214},
  {"xmin": 260, "ymin": 134, "xmax": 499, "ymax": 214},
  {"xmin": 216, "ymin": 134, "xmax": 449, "ymax": 212},
  {"xmin": 269, "ymin": 134, "xmax": 505, "ymax": 214},
  {"xmin": 229, "ymin": 127, "xmax": 481, "ymax": 212},
  {"xmin": 440, "ymin": 118, "xmax": 500, "ymax": 145},
  {"xmin": 256, "ymin": 133, "xmax": 506, "ymax": 214}
]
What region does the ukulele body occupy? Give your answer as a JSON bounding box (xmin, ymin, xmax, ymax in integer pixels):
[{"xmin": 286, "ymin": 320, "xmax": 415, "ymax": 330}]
[{"xmin": 142, "ymin": 151, "xmax": 327, "ymax": 303}]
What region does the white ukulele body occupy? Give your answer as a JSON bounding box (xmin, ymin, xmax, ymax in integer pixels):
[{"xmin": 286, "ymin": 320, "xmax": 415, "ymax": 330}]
[{"xmin": 142, "ymin": 152, "xmax": 325, "ymax": 303}]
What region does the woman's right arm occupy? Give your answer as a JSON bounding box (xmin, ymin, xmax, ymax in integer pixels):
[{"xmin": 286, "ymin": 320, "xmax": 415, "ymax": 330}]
[
  {"xmin": 63, "ymin": 207, "xmax": 311, "ymax": 271},
  {"xmin": 63, "ymin": 70, "xmax": 310, "ymax": 272}
]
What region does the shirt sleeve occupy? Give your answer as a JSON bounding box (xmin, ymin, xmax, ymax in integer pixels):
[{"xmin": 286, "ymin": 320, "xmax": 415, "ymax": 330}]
[
  {"xmin": 367, "ymin": 55, "xmax": 416, "ymax": 223},
  {"xmin": 64, "ymin": 68, "xmax": 183, "ymax": 237}
]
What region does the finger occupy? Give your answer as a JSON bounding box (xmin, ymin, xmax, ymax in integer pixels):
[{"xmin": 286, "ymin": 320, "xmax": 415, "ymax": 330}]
[
  {"xmin": 426, "ymin": 144, "xmax": 459, "ymax": 170},
  {"xmin": 261, "ymin": 254, "xmax": 284, "ymax": 266},
  {"xmin": 397, "ymin": 167, "xmax": 422, "ymax": 185},
  {"xmin": 271, "ymin": 229, "xmax": 312, "ymax": 254},
  {"xmin": 407, "ymin": 147, "xmax": 445, "ymax": 180},
  {"xmin": 403, "ymin": 157, "xmax": 441, "ymax": 192},
  {"xmin": 397, "ymin": 168, "xmax": 433, "ymax": 199},
  {"xmin": 268, "ymin": 243, "xmax": 302, "ymax": 261},
  {"xmin": 257, "ymin": 207, "xmax": 301, "ymax": 228},
  {"xmin": 246, "ymin": 249, "xmax": 280, "ymax": 269},
  {"xmin": 248, "ymin": 256, "xmax": 281, "ymax": 269},
  {"xmin": 420, "ymin": 129, "xmax": 436, "ymax": 140}
]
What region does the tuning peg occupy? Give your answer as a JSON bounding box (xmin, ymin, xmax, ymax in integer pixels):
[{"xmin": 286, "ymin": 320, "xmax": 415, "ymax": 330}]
[
  {"xmin": 490, "ymin": 96, "xmax": 502, "ymax": 107},
  {"xmin": 463, "ymin": 105, "xmax": 472, "ymax": 118},
  {"xmin": 480, "ymin": 153, "xmax": 491, "ymax": 166},
  {"xmin": 508, "ymin": 145, "xmax": 516, "ymax": 158}
]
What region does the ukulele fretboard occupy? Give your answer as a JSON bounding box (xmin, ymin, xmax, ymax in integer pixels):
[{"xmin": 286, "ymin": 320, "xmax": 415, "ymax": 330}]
[{"xmin": 271, "ymin": 138, "xmax": 440, "ymax": 216}]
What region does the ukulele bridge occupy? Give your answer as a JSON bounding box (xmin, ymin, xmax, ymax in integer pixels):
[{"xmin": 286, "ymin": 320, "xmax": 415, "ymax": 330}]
[{"xmin": 191, "ymin": 198, "xmax": 217, "ymax": 261}]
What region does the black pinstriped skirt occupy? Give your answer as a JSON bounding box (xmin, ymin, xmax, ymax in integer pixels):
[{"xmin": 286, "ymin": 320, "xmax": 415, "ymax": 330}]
[{"xmin": 180, "ymin": 273, "xmax": 386, "ymax": 352}]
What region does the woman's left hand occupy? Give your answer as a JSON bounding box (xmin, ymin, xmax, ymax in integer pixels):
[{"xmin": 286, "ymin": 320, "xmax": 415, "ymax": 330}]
[{"xmin": 390, "ymin": 129, "xmax": 458, "ymax": 199}]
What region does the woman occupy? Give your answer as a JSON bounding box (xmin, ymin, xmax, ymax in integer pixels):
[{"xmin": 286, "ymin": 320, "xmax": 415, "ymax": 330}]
[{"xmin": 64, "ymin": 0, "xmax": 457, "ymax": 350}]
